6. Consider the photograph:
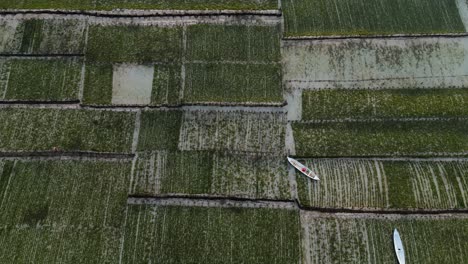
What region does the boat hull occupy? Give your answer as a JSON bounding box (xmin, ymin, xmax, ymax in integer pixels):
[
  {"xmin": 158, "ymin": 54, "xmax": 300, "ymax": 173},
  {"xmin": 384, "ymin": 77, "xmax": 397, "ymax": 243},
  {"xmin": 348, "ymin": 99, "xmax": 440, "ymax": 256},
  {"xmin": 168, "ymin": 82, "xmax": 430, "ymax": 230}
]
[
  {"xmin": 287, "ymin": 157, "xmax": 320, "ymax": 181},
  {"xmin": 393, "ymin": 229, "xmax": 405, "ymax": 264}
]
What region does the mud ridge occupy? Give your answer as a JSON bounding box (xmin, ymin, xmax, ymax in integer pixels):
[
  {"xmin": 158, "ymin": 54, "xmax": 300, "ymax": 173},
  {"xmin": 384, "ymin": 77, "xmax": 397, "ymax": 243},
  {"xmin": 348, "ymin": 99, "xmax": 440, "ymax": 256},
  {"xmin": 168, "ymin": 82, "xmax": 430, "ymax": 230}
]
[
  {"xmin": 0, "ymin": 9, "xmax": 282, "ymax": 18},
  {"xmin": 283, "ymin": 33, "xmax": 468, "ymax": 41},
  {"xmin": 0, "ymin": 151, "xmax": 134, "ymax": 159}
]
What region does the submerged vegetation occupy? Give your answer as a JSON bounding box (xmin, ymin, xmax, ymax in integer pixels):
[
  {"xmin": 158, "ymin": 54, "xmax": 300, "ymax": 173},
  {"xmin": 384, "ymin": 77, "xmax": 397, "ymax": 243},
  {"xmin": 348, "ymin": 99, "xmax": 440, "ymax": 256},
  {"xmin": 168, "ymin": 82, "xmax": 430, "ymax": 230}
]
[
  {"xmin": 297, "ymin": 159, "xmax": 468, "ymax": 210},
  {"xmin": 293, "ymin": 120, "xmax": 468, "ymax": 157},
  {"xmin": 131, "ymin": 151, "xmax": 291, "ymax": 199},
  {"xmin": 121, "ymin": 205, "xmax": 301, "ymax": 263},
  {"xmin": 302, "ymin": 88, "xmax": 468, "ymax": 120},
  {"xmin": 0, "ymin": 58, "xmax": 82, "ymax": 101},
  {"xmin": 301, "ymin": 213, "xmax": 468, "ymax": 264},
  {"xmin": 0, "ymin": 159, "xmax": 131, "ymax": 263},
  {"xmin": 282, "ymin": 0, "xmax": 466, "ymax": 36},
  {"xmin": 0, "ymin": 0, "xmax": 278, "ymax": 11},
  {"xmin": 0, "ymin": 108, "xmax": 135, "ymax": 152}
]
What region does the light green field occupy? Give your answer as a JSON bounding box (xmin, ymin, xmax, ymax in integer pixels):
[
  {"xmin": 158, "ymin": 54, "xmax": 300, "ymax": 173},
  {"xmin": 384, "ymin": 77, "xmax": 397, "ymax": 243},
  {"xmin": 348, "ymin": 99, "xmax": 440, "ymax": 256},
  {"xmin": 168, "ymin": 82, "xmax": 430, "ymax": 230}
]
[
  {"xmin": 179, "ymin": 110, "xmax": 286, "ymax": 154},
  {"xmin": 0, "ymin": 159, "xmax": 131, "ymax": 262},
  {"xmin": 293, "ymin": 120, "xmax": 468, "ymax": 157},
  {"xmin": 186, "ymin": 24, "xmax": 281, "ymax": 62},
  {"xmin": 151, "ymin": 63, "xmax": 182, "ymax": 105},
  {"xmin": 137, "ymin": 110, "xmax": 183, "ymax": 151},
  {"xmin": 0, "ymin": 0, "xmax": 278, "ymax": 10},
  {"xmin": 131, "ymin": 151, "xmax": 291, "ymax": 200},
  {"xmin": 0, "ymin": 19, "xmax": 86, "ymax": 54},
  {"xmin": 83, "ymin": 24, "xmax": 283, "ymax": 105},
  {"xmin": 0, "ymin": 108, "xmax": 135, "ymax": 153},
  {"xmin": 86, "ymin": 25, "xmax": 183, "ymax": 63},
  {"xmin": 301, "ymin": 213, "xmax": 468, "ymax": 264},
  {"xmin": 0, "ymin": 58, "xmax": 82, "ymax": 101},
  {"xmin": 302, "ymin": 88, "xmax": 468, "ymax": 120},
  {"xmin": 82, "ymin": 63, "xmax": 113, "ymax": 105},
  {"xmin": 121, "ymin": 205, "xmax": 301, "ymax": 263},
  {"xmin": 184, "ymin": 63, "xmax": 282, "ymax": 103},
  {"xmin": 297, "ymin": 159, "xmax": 468, "ymax": 210},
  {"xmin": 282, "ymin": 0, "xmax": 466, "ymax": 36}
]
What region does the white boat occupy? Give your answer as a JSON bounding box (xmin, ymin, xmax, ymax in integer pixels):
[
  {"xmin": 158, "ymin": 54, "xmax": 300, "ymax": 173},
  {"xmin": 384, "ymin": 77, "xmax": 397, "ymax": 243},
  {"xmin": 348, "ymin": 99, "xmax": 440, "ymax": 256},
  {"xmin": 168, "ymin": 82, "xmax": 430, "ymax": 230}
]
[
  {"xmin": 393, "ymin": 229, "xmax": 405, "ymax": 264},
  {"xmin": 287, "ymin": 157, "xmax": 320, "ymax": 181}
]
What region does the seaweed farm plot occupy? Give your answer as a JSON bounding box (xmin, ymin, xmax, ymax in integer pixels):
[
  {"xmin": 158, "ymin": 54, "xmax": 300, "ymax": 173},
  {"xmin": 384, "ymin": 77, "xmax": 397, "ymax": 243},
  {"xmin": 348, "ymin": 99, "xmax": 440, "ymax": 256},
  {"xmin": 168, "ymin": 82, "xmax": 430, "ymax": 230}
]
[
  {"xmin": 0, "ymin": 19, "xmax": 21, "ymax": 53},
  {"xmin": 0, "ymin": 57, "xmax": 82, "ymax": 101},
  {"xmin": 83, "ymin": 24, "xmax": 184, "ymax": 105},
  {"xmin": 85, "ymin": 25, "xmax": 182, "ymax": 64},
  {"xmin": 0, "ymin": 0, "xmax": 278, "ymax": 11},
  {"xmin": 293, "ymin": 119, "xmax": 468, "ymax": 157},
  {"xmin": 130, "ymin": 151, "xmax": 291, "ymax": 200},
  {"xmin": 121, "ymin": 205, "xmax": 301, "ymax": 263},
  {"xmin": 300, "ymin": 212, "xmax": 468, "ymax": 264},
  {"xmin": 283, "ymin": 37, "xmax": 468, "ymax": 89},
  {"xmin": 302, "ymin": 88, "xmax": 468, "ymax": 120},
  {"xmin": 185, "ymin": 24, "xmax": 282, "ymax": 104},
  {"xmin": 296, "ymin": 159, "xmax": 468, "ymax": 210},
  {"xmin": 178, "ymin": 110, "xmax": 287, "ymax": 154},
  {"xmin": 0, "ymin": 108, "xmax": 135, "ymax": 153},
  {"xmin": 282, "ymin": 0, "xmax": 466, "ymax": 37},
  {"xmin": 137, "ymin": 110, "xmax": 183, "ymax": 152},
  {"xmin": 0, "ymin": 159, "xmax": 132, "ymax": 262},
  {"xmin": 0, "ymin": 18, "xmax": 87, "ymax": 55},
  {"xmin": 83, "ymin": 24, "xmax": 283, "ymax": 106}
]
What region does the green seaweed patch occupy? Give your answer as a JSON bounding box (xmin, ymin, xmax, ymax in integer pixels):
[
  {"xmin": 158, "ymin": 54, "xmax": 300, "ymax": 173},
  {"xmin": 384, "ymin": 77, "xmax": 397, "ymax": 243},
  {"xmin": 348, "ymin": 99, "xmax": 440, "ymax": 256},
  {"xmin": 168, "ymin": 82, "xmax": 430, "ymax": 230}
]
[
  {"xmin": 0, "ymin": 159, "xmax": 130, "ymax": 262},
  {"xmin": 293, "ymin": 120, "xmax": 468, "ymax": 157},
  {"xmin": 282, "ymin": 0, "xmax": 466, "ymax": 36},
  {"xmin": 4, "ymin": 58, "xmax": 82, "ymax": 101},
  {"xmin": 302, "ymin": 88, "xmax": 468, "ymax": 120},
  {"xmin": 82, "ymin": 62, "xmax": 113, "ymax": 105},
  {"xmin": 0, "ymin": 0, "xmax": 278, "ymax": 10},
  {"xmin": 86, "ymin": 25, "xmax": 183, "ymax": 63},
  {"xmin": 302, "ymin": 214, "xmax": 468, "ymax": 263},
  {"xmin": 186, "ymin": 24, "xmax": 281, "ymax": 62},
  {"xmin": 137, "ymin": 110, "xmax": 183, "ymax": 151},
  {"xmin": 121, "ymin": 205, "xmax": 301, "ymax": 263},
  {"xmin": 14, "ymin": 19, "xmax": 86, "ymax": 55},
  {"xmin": 184, "ymin": 63, "xmax": 282, "ymax": 103},
  {"xmin": 151, "ymin": 63, "xmax": 182, "ymax": 106},
  {"xmin": 0, "ymin": 108, "xmax": 135, "ymax": 153}
]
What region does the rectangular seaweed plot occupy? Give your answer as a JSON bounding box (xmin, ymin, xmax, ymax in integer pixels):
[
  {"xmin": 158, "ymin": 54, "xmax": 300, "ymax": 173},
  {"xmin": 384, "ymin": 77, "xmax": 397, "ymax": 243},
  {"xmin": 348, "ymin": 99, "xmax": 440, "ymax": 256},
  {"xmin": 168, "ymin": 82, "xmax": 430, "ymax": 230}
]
[
  {"xmin": 283, "ymin": 38, "xmax": 468, "ymax": 89},
  {"xmin": 186, "ymin": 24, "xmax": 281, "ymax": 62},
  {"xmin": 121, "ymin": 205, "xmax": 301, "ymax": 263},
  {"xmin": 184, "ymin": 63, "xmax": 282, "ymax": 103},
  {"xmin": 301, "ymin": 213, "xmax": 468, "ymax": 264},
  {"xmin": 0, "ymin": 108, "xmax": 135, "ymax": 153},
  {"xmin": 10, "ymin": 19, "xmax": 87, "ymax": 55},
  {"xmin": 86, "ymin": 25, "xmax": 183, "ymax": 63},
  {"xmin": 0, "ymin": 20, "xmax": 22, "ymax": 54},
  {"xmin": 297, "ymin": 159, "xmax": 468, "ymax": 210},
  {"xmin": 137, "ymin": 110, "xmax": 183, "ymax": 151},
  {"xmin": 0, "ymin": 58, "xmax": 82, "ymax": 101},
  {"xmin": 0, "ymin": 159, "xmax": 131, "ymax": 262},
  {"xmin": 302, "ymin": 88, "xmax": 468, "ymax": 120},
  {"xmin": 0, "ymin": 0, "xmax": 278, "ymax": 10},
  {"xmin": 184, "ymin": 24, "xmax": 283, "ymax": 104},
  {"xmin": 82, "ymin": 62, "xmax": 113, "ymax": 105},
  {"xmin": 282, "ymin": 0, "xmax": 466, "ymax": 37},
  {"xmin": 178, "ymin": 110, "xmax": 286, "ymax": 154},
  {"xmin": 293, "ymin": 120, "xmax": 468, "ymax": 157},
  {"xmin": 130, "ymin": 151, "xmax": 291, "ymax": 200}
]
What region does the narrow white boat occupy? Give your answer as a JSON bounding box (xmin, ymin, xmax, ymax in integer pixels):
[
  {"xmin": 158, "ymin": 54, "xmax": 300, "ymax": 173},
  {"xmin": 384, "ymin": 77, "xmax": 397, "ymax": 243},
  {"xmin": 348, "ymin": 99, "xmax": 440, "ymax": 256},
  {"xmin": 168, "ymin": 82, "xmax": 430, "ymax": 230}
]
[
  {"xmin": 393, "ymin": 229, "xmax": 405, "ymax": 264},
  {"xmin": 287, "ymin": 157, "xmax": 320, "ymax": 181}
]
